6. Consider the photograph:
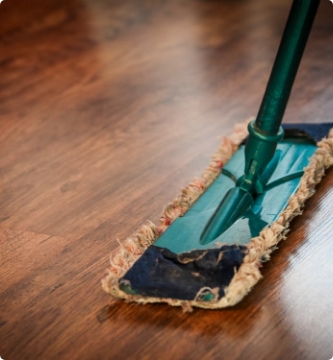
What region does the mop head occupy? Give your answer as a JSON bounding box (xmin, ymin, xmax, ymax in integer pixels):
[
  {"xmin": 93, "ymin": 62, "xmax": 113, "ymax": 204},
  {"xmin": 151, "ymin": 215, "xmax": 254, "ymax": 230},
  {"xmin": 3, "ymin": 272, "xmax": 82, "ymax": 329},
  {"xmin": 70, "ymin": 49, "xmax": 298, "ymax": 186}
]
[{"xmin": 102, "ymin": 120, "xmax": 333, "ymax": 311}]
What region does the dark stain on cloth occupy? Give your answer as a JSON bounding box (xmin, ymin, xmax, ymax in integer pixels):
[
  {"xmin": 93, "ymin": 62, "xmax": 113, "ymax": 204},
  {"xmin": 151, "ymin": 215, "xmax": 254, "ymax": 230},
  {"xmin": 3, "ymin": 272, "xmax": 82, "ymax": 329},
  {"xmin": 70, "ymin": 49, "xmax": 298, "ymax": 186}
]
[{"xmin": 119, "ymin": 245, "xmax": 248, "ymax": 301}]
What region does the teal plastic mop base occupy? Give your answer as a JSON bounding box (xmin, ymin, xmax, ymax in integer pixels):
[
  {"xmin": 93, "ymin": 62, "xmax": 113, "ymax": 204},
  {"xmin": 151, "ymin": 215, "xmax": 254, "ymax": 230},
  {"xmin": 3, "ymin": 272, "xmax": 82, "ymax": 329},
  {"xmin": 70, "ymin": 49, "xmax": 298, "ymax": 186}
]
[{"xmin": 154, "ymin": 138, "xmax": 317, "ymax": 254}]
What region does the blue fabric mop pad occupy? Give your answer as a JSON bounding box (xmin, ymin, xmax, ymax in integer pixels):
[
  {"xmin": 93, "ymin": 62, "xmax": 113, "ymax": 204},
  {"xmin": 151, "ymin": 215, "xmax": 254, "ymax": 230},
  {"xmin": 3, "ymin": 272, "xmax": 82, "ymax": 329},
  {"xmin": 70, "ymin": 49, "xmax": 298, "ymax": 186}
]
[{"xmin": 103, "ymin": 123, "xmax": 333, "ymax": 310}]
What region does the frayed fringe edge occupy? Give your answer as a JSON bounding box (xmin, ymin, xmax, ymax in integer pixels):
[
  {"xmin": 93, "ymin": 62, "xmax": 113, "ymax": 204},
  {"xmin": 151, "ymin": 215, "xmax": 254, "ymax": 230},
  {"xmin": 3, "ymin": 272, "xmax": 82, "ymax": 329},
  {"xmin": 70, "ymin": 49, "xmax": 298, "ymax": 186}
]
[{"xmin": 102, "ymin": 122, "xmax": 333, "ymax": 312}]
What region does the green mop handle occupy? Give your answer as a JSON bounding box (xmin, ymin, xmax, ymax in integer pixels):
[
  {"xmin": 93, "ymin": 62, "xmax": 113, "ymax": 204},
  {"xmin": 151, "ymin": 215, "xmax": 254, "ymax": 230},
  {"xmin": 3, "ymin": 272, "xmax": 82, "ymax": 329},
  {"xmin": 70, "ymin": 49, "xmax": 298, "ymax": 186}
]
[
  {"xmin": 240, "ymin": 0, "xmax": 321, "ymax": 194},
  {"xmin": 201, "ymin": 0, "xmax": 321, "ymax": 244}
]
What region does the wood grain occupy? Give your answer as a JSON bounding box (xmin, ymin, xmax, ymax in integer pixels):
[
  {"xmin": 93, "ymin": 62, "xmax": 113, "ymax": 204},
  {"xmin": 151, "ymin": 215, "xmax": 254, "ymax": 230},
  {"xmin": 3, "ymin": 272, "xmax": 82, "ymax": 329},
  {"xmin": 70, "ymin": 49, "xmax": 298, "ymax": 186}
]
[{"xmin": 0, "ymin": 0, "xmax": 333, "ymax": 359}]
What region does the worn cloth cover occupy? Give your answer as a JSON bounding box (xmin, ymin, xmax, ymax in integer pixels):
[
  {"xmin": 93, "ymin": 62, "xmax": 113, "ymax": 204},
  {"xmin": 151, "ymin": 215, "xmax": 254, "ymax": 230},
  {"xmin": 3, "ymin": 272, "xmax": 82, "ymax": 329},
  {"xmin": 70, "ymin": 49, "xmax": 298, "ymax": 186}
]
[{"xmin": 119, "ymin": 123, "xmax": 333, "ymax": 302}]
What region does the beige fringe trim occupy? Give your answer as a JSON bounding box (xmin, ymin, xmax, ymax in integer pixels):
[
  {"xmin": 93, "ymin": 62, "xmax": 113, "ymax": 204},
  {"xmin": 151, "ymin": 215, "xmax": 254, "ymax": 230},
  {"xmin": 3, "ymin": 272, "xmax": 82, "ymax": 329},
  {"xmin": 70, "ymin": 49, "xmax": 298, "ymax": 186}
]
[{"xmin": 102, "ymin": 122, "xmax": 333, "ymax": 311}]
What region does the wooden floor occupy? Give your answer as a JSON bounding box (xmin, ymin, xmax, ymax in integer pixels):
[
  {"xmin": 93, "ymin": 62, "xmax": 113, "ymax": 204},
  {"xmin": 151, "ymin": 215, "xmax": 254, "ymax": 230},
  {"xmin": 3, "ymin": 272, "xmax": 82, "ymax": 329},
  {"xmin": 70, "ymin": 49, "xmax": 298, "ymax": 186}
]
[{"xmin": 1, "ymin": 0, "xmax": 333, "ymax": 359}]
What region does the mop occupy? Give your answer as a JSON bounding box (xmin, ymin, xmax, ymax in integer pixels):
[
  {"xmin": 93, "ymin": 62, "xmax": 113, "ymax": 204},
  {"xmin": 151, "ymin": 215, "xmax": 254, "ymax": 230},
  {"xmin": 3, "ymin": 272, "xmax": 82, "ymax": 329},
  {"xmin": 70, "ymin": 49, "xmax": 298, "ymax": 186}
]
[{"xmin": 102, "ymin": 0, "xmax": 333, "ymax": 311}]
